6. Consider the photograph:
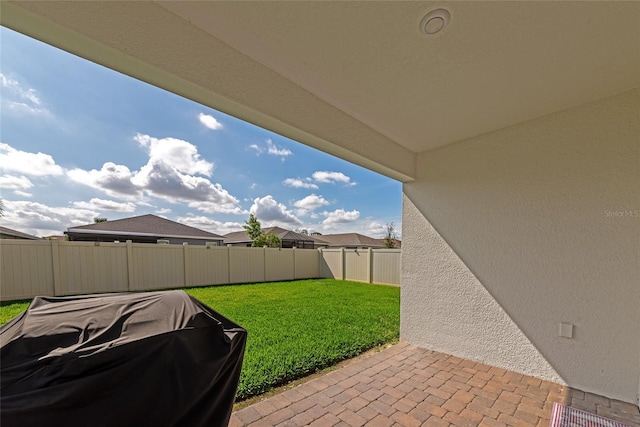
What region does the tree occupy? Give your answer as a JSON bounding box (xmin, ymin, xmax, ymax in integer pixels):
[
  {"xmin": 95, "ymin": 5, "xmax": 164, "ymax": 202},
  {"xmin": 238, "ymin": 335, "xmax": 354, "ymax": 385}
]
[
  {"xmin": 94, "ymin": 217, "xmax": 108, "ymax": 223},
  {"xmin": 243, "ymin": 214, "xmax": 281, "ymax": 248},
  {"xmin": 254, "ymin": 231, "xmax": 282, "ymax": 248},
  {"xmin": 264, "ymin": 232, "xmax": 282, "ymax": 248},
  {"xmin": 383, "ymin": 222, "xmax": 398, "ymax": 248},
  {"xmin": 295, "ymin": 228, "xmax": 309, "ymax": 236},
  {"xmin": 243, "ymin": 214, "xmax": 263, "ymax": 241},
  {"xmin": 0, "ymin": 198, "xmax": 4, "ymax": 218}
]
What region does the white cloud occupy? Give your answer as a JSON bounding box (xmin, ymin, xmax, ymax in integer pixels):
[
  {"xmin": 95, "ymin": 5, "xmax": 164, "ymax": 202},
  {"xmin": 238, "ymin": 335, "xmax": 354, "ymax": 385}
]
[
  {"xmin": 293, "ymin": 194, "xmax": 330, "ymax": 216},
  {"xmin": 155, "ymin": 208, "xmax": 172, "ymax": 215},
  {"xmin": 0, "ymin": 74, "xmax": 41, "ymax": 104},
  {"xmin": 14, "ymin": 190, "xmax": 33, "ymax": 197},
  {"xmin": 1, "ymin": 200, "xmax": 97, "ymax": 236},
  {"xmin": 176, "ymin": 215, "xmax": 244, "ymax": 236},
  {"xmin": 133, "ymin": 161, "xmax": 239, "ymax": 208},
  {"xmin": 249, "ymin": 139, "xmax": 292, "ymax": 161},
  {"xmin": 266, "ymin": 139, "xmax": 292, "ymax": 160},
  {"xmin": 283, "ymin": 178, "xmax": 319, "ymax": 189},
  {"xmin": 249, "ymin": 144, "xmax": 263, "ymax": 154},
  {"xmin": 364, "ymin": 221, "xmax": 389, "ymax": 238},
  {"xmin": 198, "ymin": 113, "xmax": 223, "ymax": 130},
  {"xmin": 134, "ymin": 133, "xmax": 213, "ymax": 177},
  {"xmin": 68, "ymin": 162, "xmax": 141, "ymax": 199},
  {"xmin": 68, "ymin": 134, "xmax": 244, "ymax": 214},
  {"xmin": 187, "ymin": 200, "xmax": 247, "ymax": 215},
  {"xmin": 285, "ymin": 171, "xmax": 356, "ymax": 188},
  {"xmin": 71, "ymin": 198, "xmax": 137, "ymax": 213},
  {"xmin": 368, "ymin": 220, "xmax": 402, "ymax": 239},
  {"xmin": 0, "ymin": 73, "xmax": 50, "ymax": 116},
  {"xmin": 0, "ymin": 143, "xmax": 64, "ymax": 176},
  {"xmin": 312, "ymin": 171, "xmax": 355, "ymax": 186},
  {"xmin": 0, "ymin": 174, "xmax": 33, "ymax": 190},
  {"xmin": 250, "ymin": 195, "xmax": 301, "ymax": 227},
  {"xmin": 321, "ymin": 208, "xmax": 360, "ymax": 226}
]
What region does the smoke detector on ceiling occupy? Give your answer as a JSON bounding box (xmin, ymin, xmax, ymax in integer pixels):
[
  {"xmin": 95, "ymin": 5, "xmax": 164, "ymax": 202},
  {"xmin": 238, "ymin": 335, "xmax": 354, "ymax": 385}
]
[{"xmin": 420, "ymin": 8, "xmax": 451, "ymax": 35}]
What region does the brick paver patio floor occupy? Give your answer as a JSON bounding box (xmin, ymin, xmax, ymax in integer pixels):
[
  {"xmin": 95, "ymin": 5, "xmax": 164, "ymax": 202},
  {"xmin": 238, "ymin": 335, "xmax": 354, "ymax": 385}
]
[{"xmin": 230, "ymin": 342, "xmax": 640, "ymax": 427}]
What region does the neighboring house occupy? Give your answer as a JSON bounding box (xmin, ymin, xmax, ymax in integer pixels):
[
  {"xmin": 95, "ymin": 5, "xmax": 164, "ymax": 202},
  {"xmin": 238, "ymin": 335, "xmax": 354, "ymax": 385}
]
[
  {"xmin": 307, "ymin": 234, "xmax": 331, "ymax": 249},
  {"xmin": 0, "ymin": 226, "xmax": 41, "ymax": 240},
  {"xmin": 318, "ymin": 233, "xmax": 388, "ymax": 249},
  {"xmin": 65, "ymin": 214, "xmax": 224, "ymax": 246},
  {"xmin": 42, "ymin": 235, "xmax": 67, "ymax": 241},
  {"xmin": 7, "ymin": 3, "xmax": 638, "ymax": 406},
  {"xmin": 224, "ymin": 227, "xmax": 329, "ymax": 249}
]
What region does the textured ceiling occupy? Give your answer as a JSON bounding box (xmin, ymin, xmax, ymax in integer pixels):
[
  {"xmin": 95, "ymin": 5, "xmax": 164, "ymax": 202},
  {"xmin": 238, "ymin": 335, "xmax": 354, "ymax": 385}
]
[{"xmin": 2, "ymin": 1, "xmax": 639, "ymax": 181}]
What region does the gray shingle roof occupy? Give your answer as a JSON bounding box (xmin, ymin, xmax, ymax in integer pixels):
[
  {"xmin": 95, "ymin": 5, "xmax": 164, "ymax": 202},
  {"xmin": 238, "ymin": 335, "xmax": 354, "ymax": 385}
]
[
  {"xmin": 67, "ymin": 214, "xmax": 224, "ymax": 240},
  {"xmin": 316, "ymin": 233, "xmax": 385, "ymax": 248},
  {"xmin": 0, "ymin": 226, "xmax": 41, "ymax": 240}
]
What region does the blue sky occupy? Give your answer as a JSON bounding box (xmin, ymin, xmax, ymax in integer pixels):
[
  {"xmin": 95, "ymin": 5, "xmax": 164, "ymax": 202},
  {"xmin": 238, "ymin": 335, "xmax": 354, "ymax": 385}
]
[{"xmin": 0, "ymin": 27, "xmax": 401, "ymax": 238}]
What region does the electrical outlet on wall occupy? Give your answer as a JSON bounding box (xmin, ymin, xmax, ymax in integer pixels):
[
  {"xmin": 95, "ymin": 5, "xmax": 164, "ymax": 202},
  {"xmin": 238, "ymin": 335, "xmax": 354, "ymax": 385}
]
[{"xmin": 558, "ymin": 323, "xmax": 574, "ymax": 339}]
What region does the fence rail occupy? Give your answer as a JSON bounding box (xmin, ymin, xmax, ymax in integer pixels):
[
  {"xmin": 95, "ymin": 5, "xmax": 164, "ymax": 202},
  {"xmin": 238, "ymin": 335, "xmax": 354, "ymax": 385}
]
[{"xmin": 0, "ymin": 240, "xmax": 400, "ymax": 301}]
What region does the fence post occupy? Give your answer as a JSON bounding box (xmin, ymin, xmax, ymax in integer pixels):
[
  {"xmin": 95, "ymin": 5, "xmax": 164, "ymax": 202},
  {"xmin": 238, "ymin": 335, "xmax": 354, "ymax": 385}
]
[
  {"xmin": 126, "ymin": 240, "xmax": 134, "ymax": 291},
  {"xmin": 263, "ymin": 246, "xmax": 267, "ymax": 282},
  {"xmin": 292, "ymin": 246, "xmax": 296, "ymax": 280},
  {"xmin": 183, "ymin": 243, "xmax": 189, "ymax": 287},
  {"xmin": 368, "ymin": 248, "xmax": 373, "ymax": 284},
  {"xmin": 225, "ymin": 245, "xmax": 230, "ymax": 284},
  {"xmin": 51, "ymin": 239, "xmax": 62, "ymax": 296},
  {"xmin": 340, "ymin": 247, "xmax": 346, "ymax": 280}
]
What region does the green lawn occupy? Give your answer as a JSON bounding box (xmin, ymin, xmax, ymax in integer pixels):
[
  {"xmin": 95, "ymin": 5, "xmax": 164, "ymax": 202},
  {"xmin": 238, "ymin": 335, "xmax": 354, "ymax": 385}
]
[
  {"xmin": 0, "ymin": 299, "xmax": 31, "ymax": 325},
  {"xmin": 0, "ymin": 279, "xmax": 400, "ymax": 401}
]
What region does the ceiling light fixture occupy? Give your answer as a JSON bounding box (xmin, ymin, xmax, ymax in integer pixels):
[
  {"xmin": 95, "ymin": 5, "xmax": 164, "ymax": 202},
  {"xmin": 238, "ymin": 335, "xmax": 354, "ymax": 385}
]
[{"xmin": 420, "ymin": 8, "xmax": 451, "ymax": 35}]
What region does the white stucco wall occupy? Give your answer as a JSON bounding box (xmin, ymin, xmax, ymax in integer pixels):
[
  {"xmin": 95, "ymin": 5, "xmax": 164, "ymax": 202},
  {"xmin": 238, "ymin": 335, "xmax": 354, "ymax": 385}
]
[{"xmin": 401, "ymin": 89, "xmax": 639, "ymax": 403}]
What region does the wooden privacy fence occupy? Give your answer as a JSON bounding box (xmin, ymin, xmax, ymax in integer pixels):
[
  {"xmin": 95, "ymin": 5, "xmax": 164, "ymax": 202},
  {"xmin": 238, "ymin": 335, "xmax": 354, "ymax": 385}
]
[{"xmin": 0, "ymin": 240, "xmax": 400, "ymax": 301}]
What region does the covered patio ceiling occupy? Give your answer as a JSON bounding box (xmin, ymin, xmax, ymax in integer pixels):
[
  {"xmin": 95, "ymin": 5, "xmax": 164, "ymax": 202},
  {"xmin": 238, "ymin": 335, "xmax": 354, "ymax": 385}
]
[{"xmin": 1, "ymin": 2, "xmax": 638, "ymax": 181}]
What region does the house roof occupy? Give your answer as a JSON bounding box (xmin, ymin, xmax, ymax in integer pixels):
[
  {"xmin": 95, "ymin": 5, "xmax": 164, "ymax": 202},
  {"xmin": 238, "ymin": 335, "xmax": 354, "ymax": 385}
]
[
  {"xmin": 42, "ymin": 235, "xmax": 66, "ymax": 241},
  {"xmin": 307, "ymin": 234, "xmax": 330, "ymax": 246},
  {"xmin": 4, "ymin": 2, "xmax": 637, "ymax": 182},
  {"xmin": 66, "ymin": 214, "xmax": 224, "ymax": 240},
  {"xmin": 0, "ymin": 226, "xmax": 41, "ymax": 240},
  {"xmin": 318, "ymin": 233, "xmax": 386, "ymax": 248},
  {"xmin": 224, "ymin": 227, "xmax": 327, "ymax": 245}
]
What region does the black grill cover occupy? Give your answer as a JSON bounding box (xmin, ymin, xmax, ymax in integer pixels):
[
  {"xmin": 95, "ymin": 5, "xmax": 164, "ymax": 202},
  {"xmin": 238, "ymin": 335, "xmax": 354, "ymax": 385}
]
[{"xmin": 0, "ymin": 291, "xmax": 246, "ymax": 427}]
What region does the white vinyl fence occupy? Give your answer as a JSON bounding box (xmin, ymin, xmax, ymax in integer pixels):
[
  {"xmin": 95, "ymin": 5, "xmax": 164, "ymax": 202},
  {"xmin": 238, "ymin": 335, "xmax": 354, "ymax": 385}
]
[
  {"xmin": 319, "ymin": 248, "xmax": 401, "ymax": 286},
  {"xmin": 0, "ymin": 240, "xmax": 400, "ymax": 301}
]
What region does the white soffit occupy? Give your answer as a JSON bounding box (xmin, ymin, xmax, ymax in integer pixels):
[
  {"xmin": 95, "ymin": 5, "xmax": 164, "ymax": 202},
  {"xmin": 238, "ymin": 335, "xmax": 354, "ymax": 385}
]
[
  {"xmin": 2, "ymin": 2, "xmax": 639, "ymax": 180},
  {"xmin": 161, "ymin": 1, "xmax": 640, "ymax": 152}
]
